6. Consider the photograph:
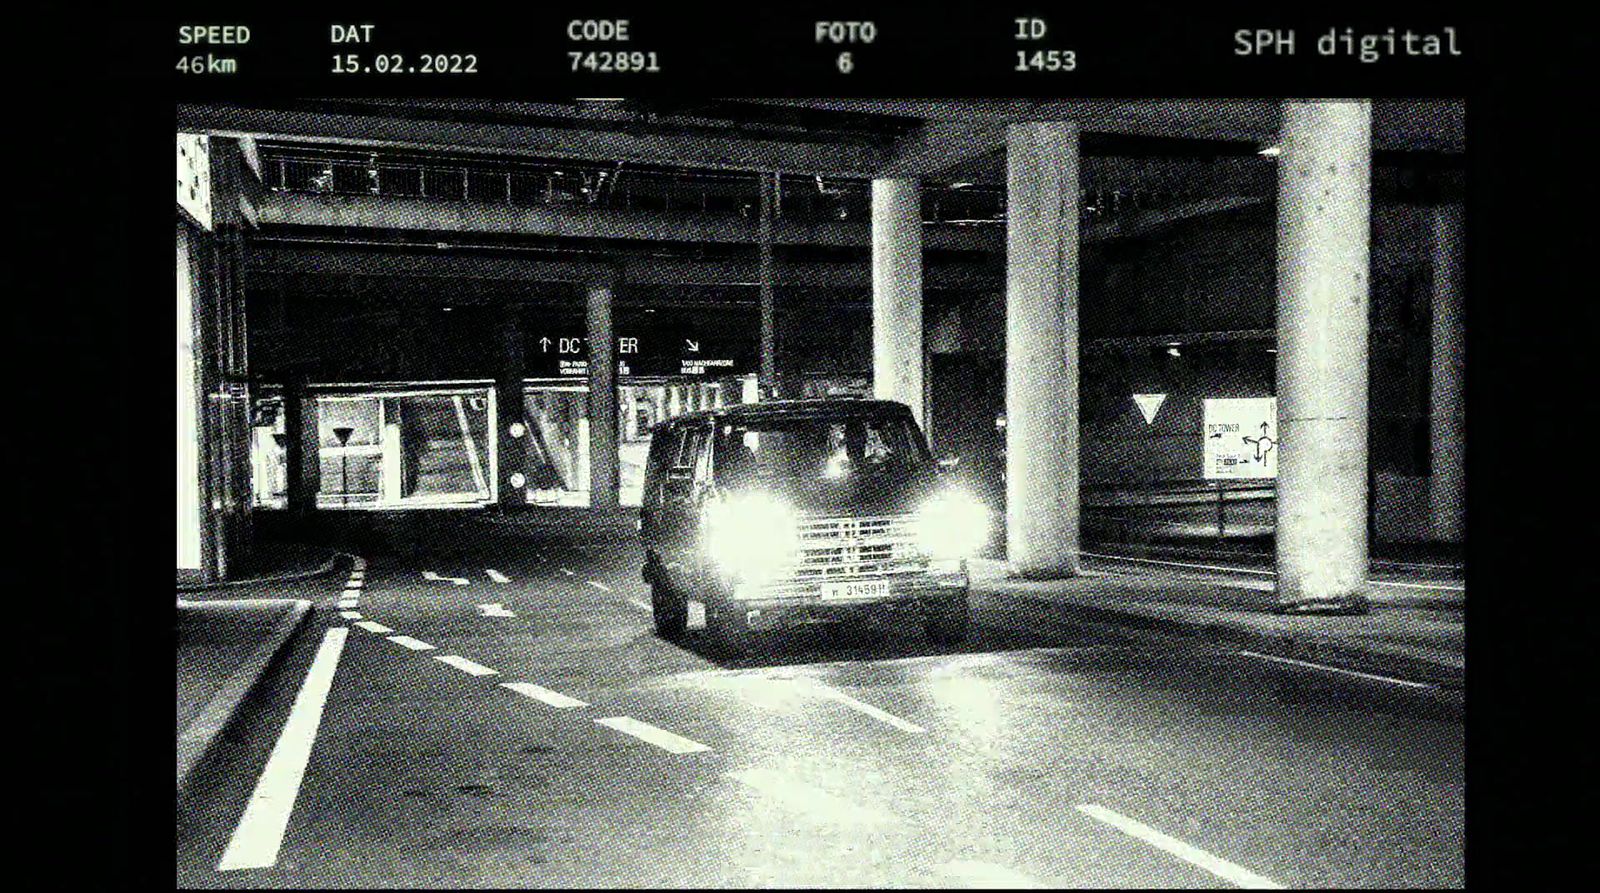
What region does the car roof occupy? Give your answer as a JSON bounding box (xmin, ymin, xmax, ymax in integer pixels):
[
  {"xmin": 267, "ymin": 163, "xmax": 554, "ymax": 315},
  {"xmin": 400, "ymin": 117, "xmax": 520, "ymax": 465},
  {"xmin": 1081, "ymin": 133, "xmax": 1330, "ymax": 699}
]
[{"xmin": 651, "ymin": 398, "xmax": 913, "ymax": 435}]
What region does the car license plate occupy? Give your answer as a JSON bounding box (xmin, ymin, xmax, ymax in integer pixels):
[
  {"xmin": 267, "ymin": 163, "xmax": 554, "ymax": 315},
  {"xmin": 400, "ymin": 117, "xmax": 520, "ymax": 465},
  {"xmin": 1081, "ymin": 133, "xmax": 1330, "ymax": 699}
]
[{"xmin": 821, "ymin": 580, "xmax": 890, "ymax": 601}]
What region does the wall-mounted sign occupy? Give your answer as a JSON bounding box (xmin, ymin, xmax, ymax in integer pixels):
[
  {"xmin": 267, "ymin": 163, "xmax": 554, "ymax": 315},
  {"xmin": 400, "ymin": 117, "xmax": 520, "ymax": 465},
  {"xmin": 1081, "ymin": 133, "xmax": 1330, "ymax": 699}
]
[
  {"xmin": 1132, "ymin": 393, "xmax": 1167, "ymax": 425},
  {"xmin": 1203, "ymin": 397, "xmax": 1276, "ymax": 480},
  {"xmin": 177, "ymin": 133, "xmax": 212, "ymax": 230},
  {"xmin": 529, "ymin": 327, "xmax": 752, "ymax": 378}
]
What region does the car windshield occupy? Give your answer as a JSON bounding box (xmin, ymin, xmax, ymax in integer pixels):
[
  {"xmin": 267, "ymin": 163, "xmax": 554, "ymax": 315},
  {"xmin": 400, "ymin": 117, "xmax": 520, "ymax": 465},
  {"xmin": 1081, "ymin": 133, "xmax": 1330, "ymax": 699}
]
[{"xmin": 714, "ymin": 415, "xmax": 930, "ymax": 481}]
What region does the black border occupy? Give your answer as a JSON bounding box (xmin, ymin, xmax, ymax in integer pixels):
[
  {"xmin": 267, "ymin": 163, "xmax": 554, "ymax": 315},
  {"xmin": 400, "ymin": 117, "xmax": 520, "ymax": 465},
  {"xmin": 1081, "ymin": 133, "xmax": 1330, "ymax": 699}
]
[{"xmin": 19, "ymin": 9, "xmax": 1585, "ymax": 888}]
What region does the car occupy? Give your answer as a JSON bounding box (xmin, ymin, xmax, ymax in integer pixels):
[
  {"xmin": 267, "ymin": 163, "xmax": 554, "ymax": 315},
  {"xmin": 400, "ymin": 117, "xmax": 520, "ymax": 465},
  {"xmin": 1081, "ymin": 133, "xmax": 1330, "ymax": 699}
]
[{"xmin": 638, "ymin": 398, "xmax": 989, "ymax": 652}]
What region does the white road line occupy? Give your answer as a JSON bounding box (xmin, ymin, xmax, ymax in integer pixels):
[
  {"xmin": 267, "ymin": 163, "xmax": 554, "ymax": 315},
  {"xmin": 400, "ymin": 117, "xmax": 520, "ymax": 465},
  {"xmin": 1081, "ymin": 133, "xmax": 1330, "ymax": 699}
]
[
  {"xmin": 336, "ymin": 599, "xmax": 358, "ymax": 609},
  {"xmin": 435, "ymin": 654, "xmax": 500, "ymax": 677},
  {"xmin": 341, "ymin": 589, "xmax": 362, "ymax": 598},
  {"xmin": 217, "ymin": 627, "xmax": 348, "ymax": 871},
  {"xmin": 730, "ymin": 767, "xmax": 892, "ymax": 825},
  {"xmin": 338, "ymin": 611, "xmax": 362, "ymax": 620},
  {"xmin": 627, "ymin": 598, "xmax": 652, "ymax": 612},
  {"xmin": 422, "ymin": 570, "xmax": 470, "ymax": 586},
  {"xmin": 387, "ymin": 635, "xmax": 435, "ymax": 651},
  {"xmin": 1082, "ymin": 551, "xmax": 1276, "ymax": 576},
  {"xmin": 476, "ymin": 603, "xmax": 517, "ymax": 618},
  {"xmin": 1371, "ymin": 579, "xmax": 1466, "ymax": 592},
  {"xmin": 938, "ymin": 860, "xmax": 1046, "ymax": 889},
  {"xmin": 486, "ymin": 568, "xmax": 510, "ymax": 583},
  {"xmin": 1085, "ymin": 550, "xmax": 1464, "ymax": 591},
  {"xmin": 354, "ymin": 620, "xmax": 393, "ymax": 634},
  {"xmin": 352, "ymin": 557, "xmax": 367, "ymax": 571},
  {"xmin": 1076, "ymin": 804, "xmax": 1283, "ymax": 890},
  {"xmin": 587, "ymin": 580, "xmax": 612, "ymax": 592},
  {"xmin": 500, "ymin": 681, "xmax": 588, "ymax": 709},
  {"xmin": 799, "ymin": 679, "xmax": 926, "ymax": 733},
  {"xmin": 1237, "ymin": 650, "xmax": 1437, "ymax": 689},
  {"xmin": 561, "ymin": 568, "xmax": 576, "ymax": 577},
  {"xmin": 594, "ymin": 716, "xmax": 711, "ymax": 754}
]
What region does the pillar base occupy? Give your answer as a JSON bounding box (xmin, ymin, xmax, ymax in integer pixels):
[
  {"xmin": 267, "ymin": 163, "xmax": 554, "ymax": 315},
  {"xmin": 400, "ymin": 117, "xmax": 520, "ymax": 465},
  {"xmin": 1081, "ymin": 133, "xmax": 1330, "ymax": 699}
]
[{"xmin": 1273, "ymin": 594, "xmax": 1371, "ymax": 616}]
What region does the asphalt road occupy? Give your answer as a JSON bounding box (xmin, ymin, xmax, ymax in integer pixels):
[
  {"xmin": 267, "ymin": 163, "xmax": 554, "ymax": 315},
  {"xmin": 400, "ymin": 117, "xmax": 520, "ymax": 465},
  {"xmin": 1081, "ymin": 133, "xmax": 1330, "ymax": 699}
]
[{"xmin": 176, "ymin": 523, "xmax": 1463, "ymax": 888}]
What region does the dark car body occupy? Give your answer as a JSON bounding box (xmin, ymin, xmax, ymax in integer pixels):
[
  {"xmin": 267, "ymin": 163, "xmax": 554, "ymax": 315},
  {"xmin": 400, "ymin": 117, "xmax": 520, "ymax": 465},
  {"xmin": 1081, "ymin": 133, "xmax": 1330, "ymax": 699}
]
[{"xmin": 638, "ymin": 398, "xmax": 974, "ymax": 649}]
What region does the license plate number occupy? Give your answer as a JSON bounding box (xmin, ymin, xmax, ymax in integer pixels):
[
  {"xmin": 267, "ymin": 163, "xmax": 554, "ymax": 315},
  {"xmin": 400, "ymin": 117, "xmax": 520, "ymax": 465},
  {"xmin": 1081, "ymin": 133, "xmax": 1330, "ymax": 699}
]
[{"xmin": 820, "ymin": 580, "xmax": 890, "ymax": 601}]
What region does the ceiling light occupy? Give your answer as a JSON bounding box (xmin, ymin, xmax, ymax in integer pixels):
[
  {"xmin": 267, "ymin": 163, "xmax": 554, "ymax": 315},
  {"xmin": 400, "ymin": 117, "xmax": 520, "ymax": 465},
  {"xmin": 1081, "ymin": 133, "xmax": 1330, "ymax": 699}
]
[
  {"xmin": 1258, "ymin": 145, "xmax": 1281, "ymax": 157},
  {"xmin": 949, "ymin": 181, "xmax": 973, "ymax": 189},
  {"xmin": 1166, "ymin": 347, "xmax": 1182, "ymax": 357}
]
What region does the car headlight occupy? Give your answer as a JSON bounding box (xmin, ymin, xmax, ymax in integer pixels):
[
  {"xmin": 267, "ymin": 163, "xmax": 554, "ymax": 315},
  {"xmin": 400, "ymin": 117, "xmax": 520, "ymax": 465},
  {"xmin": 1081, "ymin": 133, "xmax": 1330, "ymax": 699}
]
[
  {"xmin": 915, "ymin": 489, "xmax": 989, "ymax": 560},
  {"xmin": 702, "ymin": 492, "xmax": 799, "ymax": 584}
]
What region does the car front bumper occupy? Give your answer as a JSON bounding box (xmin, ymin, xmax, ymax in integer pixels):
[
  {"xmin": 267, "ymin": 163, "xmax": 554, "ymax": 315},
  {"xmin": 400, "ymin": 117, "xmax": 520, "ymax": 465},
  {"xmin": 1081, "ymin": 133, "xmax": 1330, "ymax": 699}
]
[{"xmin": 709, "ymin": 562, "xmax": 969, "ymax": 631}]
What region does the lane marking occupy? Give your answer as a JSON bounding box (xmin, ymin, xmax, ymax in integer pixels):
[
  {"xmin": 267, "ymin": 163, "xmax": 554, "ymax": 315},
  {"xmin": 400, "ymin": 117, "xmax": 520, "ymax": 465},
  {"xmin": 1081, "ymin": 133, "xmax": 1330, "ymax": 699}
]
[
  {"xmin": 730, "ymin": 767, "xmax": 892, "ymax": 825},
  {"xmin": 594, "ymin": 716, "xmax": 711, "ymax": 754},
  {"xmin": 1075, "ymin": 804, "xmax": 1283, "ymax": 890},
  {"xmin": 938, "ymin": 860, "xmax": 1046, "ymax": 889},
  {"xmin": 1370, "ymin": 579, "xmax": 1466, "ymax": 592},
  {"xmin": 587, "ymin": 580, "xmax": 612, "ymax": 592},
  {"xmin": 476, "ymin": 603, "xmax": 517, "ymax": 618},
  {"xmin": 486, "ymin": 568, "xmax": 510, "ymax": 584},
  {"xmin": 435, "ymin": 654, "xmax": 499, "ymax": 677},
  {"xmin": 354, "ymin": 620, "xmax": 393, "ymax": 634},
  {"xmin": 336, "ymin": 599, "xmax": 358, "ymax": 609},
  {"xmin": 1236, "ymin": 650, "xmax": 1438, "ymax": 689},
  {"xmin": 561, "ymin": 568, "xmax": 576, "ymax": 577},
  {"xmin": 353, "ymin": 557, "xmax": 367, "ymax": 571},
  {"xmin": 500, "ymin": 682, "xmax": 588, "ymax": 709},
  {"xmin": 799, "ymin": 679, "xmax": 926, "ymax": 734},
  {"xmin": 338, "ymin": 611, "xmax": 362, "ymax": 620},
  {"xmin": 341, "ymin": 588, "xmax": 362, "ymax": 598},
  {"xmin": 627, "ymin": 598, "xmax": 651, "ymax": 612},
  {"xmin": 387, "ymin": 635, "xmax": 435, "ymax": 651},
  {"xmin": 217, "ymin": 627, "xmax": 348, "ymax": 871},
  {"xmin": 422, "ymin": 571, "xmax": 470, "ymax": 586},
  {"xmin": 1085, "ymin": 551, "xmax": 1464, "ymax": 592}
]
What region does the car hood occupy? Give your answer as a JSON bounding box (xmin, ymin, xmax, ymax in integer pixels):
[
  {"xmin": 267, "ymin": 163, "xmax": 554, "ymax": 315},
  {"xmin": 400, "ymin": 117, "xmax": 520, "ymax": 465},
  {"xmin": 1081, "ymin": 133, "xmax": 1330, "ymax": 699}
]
[{"xmin": 726, "ymin": 467, "xmax": 944, "ymax": 518}]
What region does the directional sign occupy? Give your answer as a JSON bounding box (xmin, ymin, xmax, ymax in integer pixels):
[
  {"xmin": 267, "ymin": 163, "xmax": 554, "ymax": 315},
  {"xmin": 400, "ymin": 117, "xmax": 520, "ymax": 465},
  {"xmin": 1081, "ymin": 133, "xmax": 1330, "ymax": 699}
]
[
  {"xmin": 1202, "ymin": 397, "xmax": 1277, "ymax": 480},
  {"xmin": 528, "ymin": 324, "xmax": 753, "ymax": 378},
  {"xmin": 1132, "ymin": 393, "xmax": 1167, "ymax": 425}
]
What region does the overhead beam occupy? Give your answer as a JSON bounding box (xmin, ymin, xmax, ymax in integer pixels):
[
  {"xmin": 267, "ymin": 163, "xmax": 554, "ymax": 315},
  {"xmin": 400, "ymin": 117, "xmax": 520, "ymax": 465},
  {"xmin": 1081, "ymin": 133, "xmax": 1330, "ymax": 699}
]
[
  {"xmin": 177, "ymin": 103, "xmax": 887, "ymax": 176},
  {"xmin": 879, "ymin": 122, "xmax": 1006, "ymax": 179},
  {"xmin": 740, "ymin": 99, "xmax": 1465, "ymax": 153},
  {"xmin": 246, "ymin": 244, "xmax": 1000, "ymax": 290},
  {"xmin": 256, "ymin": 191, "xmax": 998, "ymax": 252}
]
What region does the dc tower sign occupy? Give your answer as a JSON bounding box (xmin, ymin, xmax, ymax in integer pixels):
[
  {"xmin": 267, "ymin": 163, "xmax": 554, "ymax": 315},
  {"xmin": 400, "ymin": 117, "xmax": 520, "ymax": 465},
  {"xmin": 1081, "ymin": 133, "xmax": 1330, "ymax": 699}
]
[{"xmin": 1202, "ymin": 397, "xmax": 1277, "ymax": 480}]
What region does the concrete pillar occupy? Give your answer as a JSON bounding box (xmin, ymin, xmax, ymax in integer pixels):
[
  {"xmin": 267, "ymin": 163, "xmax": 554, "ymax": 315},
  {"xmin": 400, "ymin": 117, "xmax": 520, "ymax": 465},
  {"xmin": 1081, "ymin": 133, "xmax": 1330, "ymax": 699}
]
[
  {"xmin": 586, "ymin": 273, "xmax": 619, "ymax": 509},
  {"xmin": 758, "ymin": 172, "xmax": 778, "ymax": 399},
  {"xmin": 871, "ymin": 179, "xmax": 924, "ymax": 427},
  {"xmin": 283, "ymin": 376, "xmax": 311, "ymax": 514},
  {"xmin": 1427, "ymin": 203, "xmax": 1464, "ymax": 544},
  {"xmin": 1274, "ymin": 100, "xmax": 1373, "ymax": 614},
  {"xmin": 1005, "ymin": 122, "xmax": 1081, "ymax": 578},
  {"xmin": 496, "ymin": 302, "xmax": 528, "ymax": 509}
]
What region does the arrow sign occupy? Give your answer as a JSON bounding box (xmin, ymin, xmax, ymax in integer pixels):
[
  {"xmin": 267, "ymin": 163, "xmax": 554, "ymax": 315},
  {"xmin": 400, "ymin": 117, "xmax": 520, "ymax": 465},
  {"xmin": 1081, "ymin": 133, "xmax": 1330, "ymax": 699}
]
[
  {"xmin": 539, "ymin": 337, "xmax": 551, "ymax": 352},
  {"xmin": 685, "ymin": 339, "xmax": 700, "ymax": 353},
  {"xmin": 1131, "ymin": 393, "xmax": 1167, "ymax": 425},
  {"xmin": 476, "ymin": 603, "xmax": 516, "ymax": 618},
  {"xmin": 422, "ymin": 571, "xmax": 470, "ymax": 586}
]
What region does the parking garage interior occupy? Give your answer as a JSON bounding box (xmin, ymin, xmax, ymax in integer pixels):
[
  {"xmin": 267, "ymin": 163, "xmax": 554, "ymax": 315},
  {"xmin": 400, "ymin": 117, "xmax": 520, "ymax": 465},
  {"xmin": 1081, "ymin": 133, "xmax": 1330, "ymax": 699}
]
[{"xmin": 178, "ymin": 99, "xmax": 1463, "ymax": 594}]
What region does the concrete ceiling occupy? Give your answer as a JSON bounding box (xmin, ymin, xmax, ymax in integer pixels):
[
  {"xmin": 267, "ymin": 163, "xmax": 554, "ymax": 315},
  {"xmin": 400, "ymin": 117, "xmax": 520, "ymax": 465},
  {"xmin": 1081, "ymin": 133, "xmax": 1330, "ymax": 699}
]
[{"xmin": 179, "ymin": 97, "xmax": 1464, "ymax": 186}]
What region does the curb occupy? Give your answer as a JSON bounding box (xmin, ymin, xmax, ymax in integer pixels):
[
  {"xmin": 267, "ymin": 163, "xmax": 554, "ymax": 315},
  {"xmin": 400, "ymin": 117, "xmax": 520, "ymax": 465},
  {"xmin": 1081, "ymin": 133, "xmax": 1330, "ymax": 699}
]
[
  {"xmin": 1013, "ymin": 595, "xmax": 1464, "ymax": 690},
  {"xmin": 176, "ymin": 548, "xmax": 346, "ymax": 593},
  {"xmin": 177, "ymin": 598, "xmax": 314, "ymax": 797}
]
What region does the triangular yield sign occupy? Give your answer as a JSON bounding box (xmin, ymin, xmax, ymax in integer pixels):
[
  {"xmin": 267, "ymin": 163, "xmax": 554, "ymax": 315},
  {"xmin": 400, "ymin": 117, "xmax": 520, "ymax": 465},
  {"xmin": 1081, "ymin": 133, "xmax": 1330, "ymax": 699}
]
[{"xmin": 1132, "ymin": 393, "xmax": 1167, "ymax": 424}]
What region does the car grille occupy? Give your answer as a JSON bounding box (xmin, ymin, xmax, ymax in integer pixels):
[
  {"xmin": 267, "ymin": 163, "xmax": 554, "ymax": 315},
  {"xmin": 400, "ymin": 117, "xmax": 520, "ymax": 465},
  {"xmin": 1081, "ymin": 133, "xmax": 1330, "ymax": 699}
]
[{"xmin": 788, "ymin": 514, "xmax": 927, "ymax": 581}]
